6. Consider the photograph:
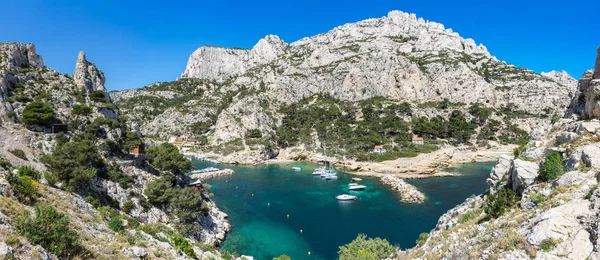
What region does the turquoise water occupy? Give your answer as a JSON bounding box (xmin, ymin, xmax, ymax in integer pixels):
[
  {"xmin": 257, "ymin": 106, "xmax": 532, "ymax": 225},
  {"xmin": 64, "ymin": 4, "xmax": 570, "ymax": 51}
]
[{"xmin": 193, "ymin": 160, "xmax": 495, "ymax": 260}]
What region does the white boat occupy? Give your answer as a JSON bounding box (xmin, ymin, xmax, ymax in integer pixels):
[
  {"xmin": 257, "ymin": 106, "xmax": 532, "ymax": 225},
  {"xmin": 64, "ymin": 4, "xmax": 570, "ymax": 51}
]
[
  {"xmin": 324, "ymin": 174, "xmax": 338, "ymax": 180},
  {"xmin": 349, "ymin": 185, "xmax": 366, "ymax": 191},
  {"xmin": 348, "ymin": 183, "xmax": 359, "ymax": 187},
  {"xmin": 352, "ymin": 178, "xmax": 363, "ymax": 182},
  {"xmin": 292, "ymin": 167, "xmax": 302, "ymax": 171},
  {"xmin": 336, "ymin": 194, "xmax": 357, "ymax": 201}
]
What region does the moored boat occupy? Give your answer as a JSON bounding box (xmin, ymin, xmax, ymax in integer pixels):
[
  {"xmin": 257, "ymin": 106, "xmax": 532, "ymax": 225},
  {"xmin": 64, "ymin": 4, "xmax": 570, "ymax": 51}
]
[
  {"xmin": 351, "ymin": 178, "xmax": 363, "ymax": 182},
  {"xmin": 349, "ymin": 185, "xmax": 366, "ymax": 191},
  {"xmin": 336, "ymin": 194, "xmax": 357, "ymax": 201},
  {"xmin": 292, "ymin": 167, "xmax": 302, "ymax": 171}
]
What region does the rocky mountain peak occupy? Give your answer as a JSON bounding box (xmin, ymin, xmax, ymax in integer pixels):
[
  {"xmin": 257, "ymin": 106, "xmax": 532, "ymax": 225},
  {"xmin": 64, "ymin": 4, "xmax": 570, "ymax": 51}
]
[
  {"xmin": 0, "ymin": 42, "xmax": 44, "ymax": 69},
  {"xmin": 250, "ymin": 35, "xmax": 287, "ymax": 64},
  {"xmin": 541, "ymin": 70, "xmax": 576, "ymax": 87},
  {"xmin": 74, "ymin": 50, "xmax": 109, "ymax": 100}
]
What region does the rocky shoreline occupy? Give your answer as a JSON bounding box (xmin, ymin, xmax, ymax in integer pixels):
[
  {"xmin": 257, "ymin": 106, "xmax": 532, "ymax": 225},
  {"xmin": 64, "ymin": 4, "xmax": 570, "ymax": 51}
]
[
  {"xmin": 381, "ymin": 175, "xmax": 426, "ymax": 203},
  {"xmin": 191, "ymin": 169, "xmax": 235, "ymax": 180}
]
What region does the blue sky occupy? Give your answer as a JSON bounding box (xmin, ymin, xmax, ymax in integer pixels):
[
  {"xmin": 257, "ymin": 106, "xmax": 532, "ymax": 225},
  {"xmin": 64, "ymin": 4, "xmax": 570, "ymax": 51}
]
[{"xmin": 1, "ymin": 0, "xmax": 598, "ymax": 90}]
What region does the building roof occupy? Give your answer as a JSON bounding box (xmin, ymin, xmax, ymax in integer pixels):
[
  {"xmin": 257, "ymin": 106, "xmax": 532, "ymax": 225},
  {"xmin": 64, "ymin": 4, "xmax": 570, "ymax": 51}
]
[
  {"xmin": 374, "ymin": 145, "xmax": 384, "ymax": 149},
  {"xmin": 412, "ymin": 137, "xmax": 424, "ymax": 141}
]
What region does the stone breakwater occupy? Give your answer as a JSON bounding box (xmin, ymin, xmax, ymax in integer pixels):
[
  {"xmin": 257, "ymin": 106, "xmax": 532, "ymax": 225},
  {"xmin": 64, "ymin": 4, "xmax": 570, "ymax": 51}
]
[
  {"xmin": 381, "ymin": 175, "xmax": 426, "ymax": 203},
  {"xmin": 191, "ymin": 169, "xmax": 235, "ymax": 180}
]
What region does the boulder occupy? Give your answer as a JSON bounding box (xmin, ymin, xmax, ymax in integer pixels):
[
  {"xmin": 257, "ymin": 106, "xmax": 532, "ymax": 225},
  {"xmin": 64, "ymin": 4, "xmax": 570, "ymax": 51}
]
[
  {"xmin": 553, "ymin": 171, "xmax": 596, "ymax": 188},
  {"xmin": 0, "ymin": 173, "xmax": 13, "ymax": 197},
  {"xmin": 123, "ymin": 246, "xmax": 147, "ymax": 259},
  {"xmin": 555, "ymin": 131, "xmax": 578, "ymax": 144},
  {"xmin": 0, "ymin": 242, "xmax": 12, "ymax": 258},
  {"xmin": 581, "ymin": 144, "xmax": 600, "ymax": 169},
  {"xmin": 577, "ymin": 121, "xmax": 600, "ymax": 134},
  {"xmin": 511, "ymin": 159, "xmax": 539, "ymax": 193},
  {"xmin": 527, "ymin": 200, "xmax": 591, "ymax": 245}
]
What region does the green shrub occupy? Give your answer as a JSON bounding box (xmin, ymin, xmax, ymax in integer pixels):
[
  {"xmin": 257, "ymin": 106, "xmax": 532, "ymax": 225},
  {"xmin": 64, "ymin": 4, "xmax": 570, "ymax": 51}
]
[
  {"xmin": 89, "ymin": 90, "xmax": 107, "ymax": 103},
  {"xmin": 85, "ymin": 196, "xmax": 102, "ymax": 209},
  {"xmin": 22, "ymin": 101, "xmax": 55, "ymax": 127},
  {"xmin": 99, "ymin": 163, "xmax": 133, "ymax": 188},
  {"xmin": 9, "ymin": 149, "xmax": 27, "ymax": 160},
  {"xmin": 18, "ymin": 165, "xmax": 41, "ymax": 180},
  {"xmin": 0, "ymin": 157, "xmax": 13, "ymax": 170},
  {"xmin": 586, "ymin": 185, "xmax": 597, "ymax": 200},
  {"xmin": 71, "ymin": 104, "xmax": 93, "ymax": 116},
  {"xmin": 530, "ymin": 192, "xmax": 545, "ymax": 204},
  {"xmin": 273, "ymin": 255, "xmax": 291, "ymax": 260},
  {"xmin": 339, "ymin": 234, "xmax": 395, "ymax": 260},
  {"xmin": 415, "ymin": 232, "xmax": 429, "ymax": 246},
  {"xmin": 146, "ymin": 143, "xmax": 192, "ymax": 176},
  {"xmin": 10, "ymin": 175, "xmax": 39, "ymax": 204},
  {"xmin": 513, "ymin": 145, "xmax": 526, "ymax": 157},
  {"xmin": 539, "ymin": 238, "xmax": 559, "ymax": 252},
  {"xmin": 108, "ymin": 217, "xmax": 124, "ymax": 232},
  {"xmin": 122, "ymin": 200, "xmax": 134, "ymax": 213},
  {"xmin": 7, "ymin": 111, "xmax": 16, "ymax": 118},
  {"xmin": 458, "ymin": 211, "xmax": 478, "ymax": 223},
  {"xmin": 171, "ymin": 234, "xmax": 197, "ymax": 259},
  {"xmin": 247, "ymin": 129, "xmax": 262, "ymax": 138},
  {"xmin": 538, "ymin": 152, "xmax": 565, "ymax": 182},
  {"xmin": 484, "ymin": 188, "xmax": 518, "ymax": 218},
  {"xmin": 15, "ymin": 203, "xmax": 80, "ymax": 257},
  {"xmin": 41, "ymin": 139, "xmax": 103, "ymax": 190}
]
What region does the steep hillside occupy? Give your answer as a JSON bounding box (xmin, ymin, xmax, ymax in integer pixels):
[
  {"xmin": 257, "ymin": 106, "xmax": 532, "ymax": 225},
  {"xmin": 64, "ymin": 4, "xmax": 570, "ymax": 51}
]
[
  {"xmin": 112, "ymin": 10, "xmax": 577, "ymax": 165},
  {"xmin": 393, "ymin": 47, "xmax": 600, "ymax": 260},
  {"xmin": 0, "ymin": 43, "xmax": 247, "ymax": 260}
]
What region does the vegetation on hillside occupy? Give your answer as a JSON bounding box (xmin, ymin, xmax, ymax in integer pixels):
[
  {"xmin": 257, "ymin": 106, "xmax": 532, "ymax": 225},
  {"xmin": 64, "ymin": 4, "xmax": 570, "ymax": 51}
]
[{"xmin": 338, "ymin": 234, "xmax": 395, "ymax": 260}]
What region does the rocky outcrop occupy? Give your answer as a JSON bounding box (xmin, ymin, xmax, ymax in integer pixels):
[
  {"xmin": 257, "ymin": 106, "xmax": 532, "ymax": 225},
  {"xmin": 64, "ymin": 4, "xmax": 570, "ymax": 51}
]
[
  {"xmin": 511, "ymin": 159, "xmax": 539, "ymax": 193},
  {"xmin": 74, "ymin": 51, "xmax": 109, "ymax": 100},
  {"xmin": 486, "ymin": 154, "xmax": 512, "ymax": 192},
  {"xmin": 526, "ymin": 200, "xmax": 594, "ymax": 259},
  {"xmin": 381, "ymin": 175, "xmax": 425, "ymax": 203}
]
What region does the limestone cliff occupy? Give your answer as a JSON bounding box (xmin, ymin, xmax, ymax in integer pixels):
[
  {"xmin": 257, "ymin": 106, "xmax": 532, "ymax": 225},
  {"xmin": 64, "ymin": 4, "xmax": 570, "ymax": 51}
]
[{"xmin": 113, "ymin": 10, "xmax": 578, "ymax": 164}]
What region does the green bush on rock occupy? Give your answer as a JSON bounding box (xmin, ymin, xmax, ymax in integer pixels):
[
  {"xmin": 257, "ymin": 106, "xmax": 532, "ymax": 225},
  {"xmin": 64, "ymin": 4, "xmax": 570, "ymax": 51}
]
[
  {"xmin": 484, "ymin": 188, "xmax": 518, "ymax": 218},
  {"xmin": 146, "ymin": 143, "xmax": 192, "ymax": 176},
  {"xmin": 22, "ymin": 101, "xmax": 55, "ymax": 127},
  {"xmin": 42, "ymin": 139, "xmax": 104, "ymax": 190},
  {"xmin": 538, "ymin": 151, "xmax": 565, "ymax": 182},
  {"xmin": 339, "ymin": 234, "xmax": 395, "ymax": 260},
  {"xmin": 15, "ymin": 203, "xmax": 81, "ymax": 258}
]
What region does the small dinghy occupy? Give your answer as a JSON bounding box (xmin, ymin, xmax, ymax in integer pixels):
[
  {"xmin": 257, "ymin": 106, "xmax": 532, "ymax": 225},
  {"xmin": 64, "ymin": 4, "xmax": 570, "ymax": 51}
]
[
  {"xmin": 349, "ymin": 185, "xmax": 366, "ymax": 191},
  {"xmin": 352, "ymin": 178, "xmax": 363, "ymax": 182},
  {"xmin": 336, "ymin": 194, "xmax": 357, "ymax": 201},
  {"xmin": 292, "ymin": 167, "xmax": 302, "ymax": 171}
]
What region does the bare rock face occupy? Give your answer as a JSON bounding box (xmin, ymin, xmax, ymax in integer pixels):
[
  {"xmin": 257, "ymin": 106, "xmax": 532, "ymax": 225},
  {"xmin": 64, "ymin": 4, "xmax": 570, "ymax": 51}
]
[
  {"xmin": 179, "ymin": 10, "xmax": 576, "ymax": 115},
  {"xmin": 511, "ymin": 159, "xmax": 539, "ymax": 193},
  {"xmin": 579, "ymin": 47, "xmax": 600, "ymax": 118},
  {"xmin": 486, "ymin": 154, "xmax": 512, "ymax": 192},
  {"xmin": 74, "ymin": 51, "xmax": 109, "ymax": 100},
  {"xmin": 2, "ymin": 43, "xmax": 44, "ymax": 69}
]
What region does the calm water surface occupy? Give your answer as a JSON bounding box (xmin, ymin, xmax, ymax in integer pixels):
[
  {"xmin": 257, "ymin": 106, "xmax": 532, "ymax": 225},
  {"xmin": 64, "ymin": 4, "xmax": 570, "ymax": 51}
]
[{"xmin": 192, "ymin": 160, "xmax": 495, "ymax": 260}]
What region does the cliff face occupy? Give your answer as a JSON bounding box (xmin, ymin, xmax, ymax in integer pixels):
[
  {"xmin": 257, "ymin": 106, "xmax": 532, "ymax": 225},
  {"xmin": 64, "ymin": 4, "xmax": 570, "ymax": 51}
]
[{"xmin": 180, "ymin": 10, "xmax": 575, "ymax": 114}]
